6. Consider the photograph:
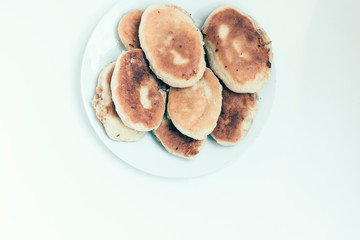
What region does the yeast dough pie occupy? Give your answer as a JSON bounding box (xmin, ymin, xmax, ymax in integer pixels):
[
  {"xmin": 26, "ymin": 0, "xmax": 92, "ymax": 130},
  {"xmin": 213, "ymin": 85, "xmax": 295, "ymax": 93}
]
[
  {"xmin": 111, "ymin": 49, "xmax": 167, "ymax": 132},
  {"xmin": 139, "ymin": 4, "xmax": 206, "ymax": 88},
  {"xmin": 202, "ymin": 5, "xmax": 273, "ymax": 93},
  {"xmin": 117, "ymin": 9, "xmax": 144, "ymax": 50},
  {"xmin": 211, "ymin": 87, "xmax": 259, "ymax": 145},
  {"xmin": 153, "ymin": 117, "xmax": 206, "ymax": 159},
  {"xmin": 92, "ymin": 62, "xmax": 146, "ymax": 141},
  {"xmin": 167, "ymin": 68, "xmax": 222, "ymax": 140}
]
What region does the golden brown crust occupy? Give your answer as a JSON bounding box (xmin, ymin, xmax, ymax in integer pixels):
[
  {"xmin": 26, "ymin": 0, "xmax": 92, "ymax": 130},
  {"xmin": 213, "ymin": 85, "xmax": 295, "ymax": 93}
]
[
  {"xmin": 111, "ymin": 49, "xmax": 166, "ymax": 131},
  {"xmin": 139, "ymin": 4, "xmax": 205, "ymax": 88},
  {"xmin": 167, "ymin": 68, "xmax": 222, "ymax": 139},
  {"xmin": 202, "ymin": 6, "xmax": 272, "ymax": 93},
  {"xmin": 92, "ymin": 62, "xmax": 146, "ymax": 141},
  {"xmin": 118, "ymin": 10, "xmax": 144, "ymax": 50},
  {"xmin": 93, "ymin": 63, "xmax": 118, "ymax": 121},
  {"xmin": 153, "ymin": 117, "xmax": 205, "ymax": 159},
  {"xmin": 211, "ymin": 86, "xmax": 258, "ymax": 145}
]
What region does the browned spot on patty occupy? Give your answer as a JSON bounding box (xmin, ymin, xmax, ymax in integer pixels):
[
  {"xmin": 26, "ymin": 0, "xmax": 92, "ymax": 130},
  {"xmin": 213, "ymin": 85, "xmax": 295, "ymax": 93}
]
[
  {"xmin": 204, "ymin": 8, "xmax": 270, "ymax": 84},
  {"xmin": 154, "ymin": 118, "xmax": 205, "ymax": 158},
  {"xmin": 105, "ymin": 103, "xmax": 119, "ymax": 118},
  {"xmin": 212, "ymin": 86, "xmax": 257, "ymax": 143},
  {"xmin": 113, "ymin": 49, "xmax": 165, "ymax": 129},
  {"xmin": 93, "ymin": 63, "xmax": 119, "ymax": 121},
  {"xmin": 140, "ymin": 6, "xmax": 203, "ymax": 81},
  {"xmin": 118, "ymin": 10, "xmax": 144, "ymax": 50}
]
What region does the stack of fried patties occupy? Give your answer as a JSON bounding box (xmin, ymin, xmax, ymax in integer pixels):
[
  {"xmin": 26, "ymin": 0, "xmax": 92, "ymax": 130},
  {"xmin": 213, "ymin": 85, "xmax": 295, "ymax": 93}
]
[{"xmin": 92, "ymin": 4, "xmax": 273, "ymax": 159}]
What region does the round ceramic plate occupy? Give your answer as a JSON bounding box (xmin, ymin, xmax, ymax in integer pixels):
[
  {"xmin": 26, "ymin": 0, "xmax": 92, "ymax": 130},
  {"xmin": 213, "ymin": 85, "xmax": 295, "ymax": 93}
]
[{"xmin": 81, "ymin": 0, "xmax": 276, "ymax": 178}]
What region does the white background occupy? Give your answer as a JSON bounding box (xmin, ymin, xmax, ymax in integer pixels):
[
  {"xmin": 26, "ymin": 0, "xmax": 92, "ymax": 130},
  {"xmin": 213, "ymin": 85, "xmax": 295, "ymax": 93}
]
[{"xmin": 1, "ymin": 0, "xmax": 359, "ymax": 239}]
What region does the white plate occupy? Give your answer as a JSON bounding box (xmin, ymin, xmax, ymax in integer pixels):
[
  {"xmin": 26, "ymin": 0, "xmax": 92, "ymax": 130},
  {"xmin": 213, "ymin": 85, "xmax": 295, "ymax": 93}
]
[{"xmin": 80, "ymin": 0, "xmax": 276, "ymax": 178}]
